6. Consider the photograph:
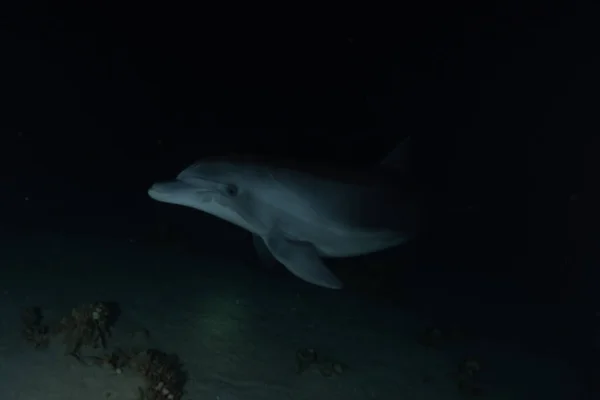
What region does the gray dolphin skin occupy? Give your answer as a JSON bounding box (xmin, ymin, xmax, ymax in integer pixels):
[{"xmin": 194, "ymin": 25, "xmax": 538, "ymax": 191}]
[{"xmin": 148, "ymin": 140, "xmax": 423, "ymax": 289}]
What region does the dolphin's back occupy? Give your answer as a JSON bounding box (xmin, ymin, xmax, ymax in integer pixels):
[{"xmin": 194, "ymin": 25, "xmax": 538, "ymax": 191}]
[{"xmin": 184, "ymin": 155, "xmax": 423, "ymax": 236}]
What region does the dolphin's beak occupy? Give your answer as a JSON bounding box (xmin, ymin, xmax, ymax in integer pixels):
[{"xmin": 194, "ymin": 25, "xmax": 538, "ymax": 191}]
[
  {"xmin": 148, "ymin": 179, "xmax": 224, "ymax": 208},
  {"xmin": 148, "ymin": 180, "xmax": 196, "ymax": 202},
  {"xmin": 149, "ymin": 180, "xmax": 188, "ymax": 194}
]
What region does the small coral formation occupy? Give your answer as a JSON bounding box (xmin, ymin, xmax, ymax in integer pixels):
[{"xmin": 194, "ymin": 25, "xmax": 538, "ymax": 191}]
[
  {"xmin": 416, "ymin": 326, "xmax": 486, "ymax": 396},
  {"xmin": 455, "ymin": 358, "xmax": 484, "ymax": 397},
  {"xmin": 418, "ymin": 325, "xmax": 469, "ymax": 350},
  {"xmin": 418, "ymin": 327, "xmax": 444, "ymax": 349},
  {"xmin": 89, "ymin": 348, "xmax": 187, "ymax": 400},
  {"xmin": 317, "ymin": 360, "xmax": 345, "ymax": 378},
  {"xmin": 295, "ymin": 348, "xmax": 317, "ymax": 374},
  {"xmin": 132, "ymin": 349, "xmax": 187, "ymax": 400},
  {"xmin": 295, "ymin": 348, "xmax": 345, "ymax": 378},
  {"xmin": 20, "ymin": 303, "xmax": 187, "ymax": 400},
  {"xmin": 55, "ymin": 302, "xmax": 114, "ymax": 358},
  {"xmin": 21, "ymin": 307, "xmax": 50, "ymax": 349}
]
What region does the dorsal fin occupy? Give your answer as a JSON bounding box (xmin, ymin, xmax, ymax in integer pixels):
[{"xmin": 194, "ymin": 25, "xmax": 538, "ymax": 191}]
[{"xmin": 380, "ymin": 136, "xmax": 411, "ymax": 170}]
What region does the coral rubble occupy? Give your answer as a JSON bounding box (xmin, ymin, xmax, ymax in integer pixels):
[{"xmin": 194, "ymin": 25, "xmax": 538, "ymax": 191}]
[
  {"xmin": 21, "ymin": 307, "xmax": 50, "ymax": 349},
  {"xmin": 55, "ymin": 302, "xmax": 113, "ymax": 357},
  {"xmin": 20, "ymin": 302, "xmax": 187, "ymax": 400},
  {"xmin": 295, "ymin": 348, "xmax": 346, "ymax": 378},
  {"xmin": 456, "ymin": 358, "xmax": 485, "ymax": 397}
]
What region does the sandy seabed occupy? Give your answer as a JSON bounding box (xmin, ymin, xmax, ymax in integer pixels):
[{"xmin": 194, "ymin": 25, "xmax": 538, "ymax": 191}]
[{"xmin": 0, "ymin": 230, "xmax": 582, "ymax": 400}]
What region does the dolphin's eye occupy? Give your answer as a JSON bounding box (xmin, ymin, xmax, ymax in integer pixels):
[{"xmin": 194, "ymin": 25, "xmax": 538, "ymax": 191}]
[{"xmin": 225, "ymin": 184, "xmax": 238, "ymax": 196}]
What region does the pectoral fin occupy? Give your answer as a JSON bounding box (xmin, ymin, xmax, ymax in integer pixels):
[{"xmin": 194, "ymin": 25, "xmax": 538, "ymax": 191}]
[
  {"xmin": 252, "ymin": 234, "xmax": 279, "ymax": 268},
  {"xmin": 264, "ymin": 232, "xmax": 343, "ymax": 289}
]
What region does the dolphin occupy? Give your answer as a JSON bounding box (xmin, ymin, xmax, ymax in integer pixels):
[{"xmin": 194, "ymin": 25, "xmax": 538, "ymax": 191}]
[{"xmin": 148, "ymin": 139, "xmax": 424, "ymax": 289}]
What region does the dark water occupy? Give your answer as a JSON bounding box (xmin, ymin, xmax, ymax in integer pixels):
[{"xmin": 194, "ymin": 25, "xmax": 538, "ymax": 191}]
[{"xmin": 0, "ymin": 3, "xmax": 592, "ymax": 399}]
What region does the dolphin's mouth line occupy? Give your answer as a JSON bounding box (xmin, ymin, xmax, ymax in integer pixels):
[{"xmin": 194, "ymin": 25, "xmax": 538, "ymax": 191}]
[
  {"xmin": 178, "ymin": 176, "xmax": 225, "ymax": 186},
  {"xmin": 191, "ymin": 187, "xmax": 217, "ymax": 194}
]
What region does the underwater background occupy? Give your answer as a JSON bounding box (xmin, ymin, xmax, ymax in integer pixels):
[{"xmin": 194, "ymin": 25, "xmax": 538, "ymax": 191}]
[{"xmin": 0, "ymin": 3, "xmax": 592, "ymax": 400}]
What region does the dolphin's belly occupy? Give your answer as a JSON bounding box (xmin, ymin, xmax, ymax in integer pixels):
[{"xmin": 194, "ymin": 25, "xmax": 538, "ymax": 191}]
[
  {"xmin": 311, "ymin": 230, "xmax": 411, "ymax": 257},
  {"xmin": 276, "ymin": 213, "xmax": 411, "ymax": 258}
]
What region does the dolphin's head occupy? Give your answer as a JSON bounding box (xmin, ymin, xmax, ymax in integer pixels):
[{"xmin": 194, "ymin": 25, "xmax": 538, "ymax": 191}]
[
  {"xmin": 148, "ymin": 159, "xmax": 245, "ymax": 206},
  {"xmin": 147, "ymin": 158, "xmax": 264, "ymax": 229}
]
